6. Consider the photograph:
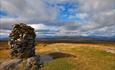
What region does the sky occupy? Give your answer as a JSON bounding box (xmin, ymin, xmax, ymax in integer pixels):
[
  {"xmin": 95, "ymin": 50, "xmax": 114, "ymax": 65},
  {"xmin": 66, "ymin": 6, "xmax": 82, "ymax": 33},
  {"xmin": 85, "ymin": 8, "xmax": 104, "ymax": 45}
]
[{"xmin": 0, "ymin": 0, "xmax": 115, "ymax": 39}]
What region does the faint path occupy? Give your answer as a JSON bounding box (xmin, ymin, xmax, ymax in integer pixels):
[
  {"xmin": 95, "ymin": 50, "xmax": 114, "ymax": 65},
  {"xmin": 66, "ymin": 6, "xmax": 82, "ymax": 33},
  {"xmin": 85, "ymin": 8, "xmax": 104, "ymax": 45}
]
[
  {"xmin": 54, "ymin": 48, "xmax": 60, "ymax": 52},
  {"xmin": 103, "ymin": 48, "xmax": 115, "ymax": 54}
]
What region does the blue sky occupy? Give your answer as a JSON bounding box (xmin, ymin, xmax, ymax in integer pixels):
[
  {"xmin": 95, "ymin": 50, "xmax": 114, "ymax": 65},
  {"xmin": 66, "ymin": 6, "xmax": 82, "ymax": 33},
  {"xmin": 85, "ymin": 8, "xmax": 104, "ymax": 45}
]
[
  {"xmin": 0, "ymin": 0, "xmax": 115, "ymax": 38},
  {"xmin": 0, "ymin": 10, "xmax": 7, "ymax": 17}
]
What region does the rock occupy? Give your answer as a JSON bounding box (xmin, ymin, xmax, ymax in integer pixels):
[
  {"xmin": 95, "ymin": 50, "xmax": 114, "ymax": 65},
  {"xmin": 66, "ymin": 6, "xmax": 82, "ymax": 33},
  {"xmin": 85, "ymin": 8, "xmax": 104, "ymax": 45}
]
[
  {"xmin": 24, "ymin": 56, "xmax": 42, "ymax": 70},
  {"xmin": 6, "ymin": 23, "xmax": 42, "ymax": 70},
  {"xmin": 0, "ymin": 59, "xmax": 22, "ymax": 70},
  {"xmin": 8, "ymin": 23, "xmax": 36, "ymax": 58}
]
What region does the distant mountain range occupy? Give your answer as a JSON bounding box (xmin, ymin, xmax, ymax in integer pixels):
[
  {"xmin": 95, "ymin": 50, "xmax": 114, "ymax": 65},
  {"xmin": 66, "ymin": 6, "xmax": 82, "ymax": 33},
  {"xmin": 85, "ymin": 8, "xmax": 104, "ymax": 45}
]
[
  {"xmin": 0, "ymin": 35, "xmax": 115, "ymax": 42},
  {"xmin": 37, "ymin": 36, "xmax": 115, "ymax": 42}
]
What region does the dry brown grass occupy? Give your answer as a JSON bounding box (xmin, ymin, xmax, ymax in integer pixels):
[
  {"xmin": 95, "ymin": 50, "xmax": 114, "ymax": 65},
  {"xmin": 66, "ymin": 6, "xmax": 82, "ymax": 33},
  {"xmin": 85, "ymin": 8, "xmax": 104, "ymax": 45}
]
[
  {"xmin": 36, "ymin": 42, "xmax": 115, "ymax": 54},
  {"xmin": 0, "ymin": 41, "xmax": 115, "ymax": 58},
  {"xmin": 36, "ymin": 42, "xmax": 115, "ymax": 70},
  {"xmin": 0, "ymin": 41, "xmax": 115, "ymax": 70}
]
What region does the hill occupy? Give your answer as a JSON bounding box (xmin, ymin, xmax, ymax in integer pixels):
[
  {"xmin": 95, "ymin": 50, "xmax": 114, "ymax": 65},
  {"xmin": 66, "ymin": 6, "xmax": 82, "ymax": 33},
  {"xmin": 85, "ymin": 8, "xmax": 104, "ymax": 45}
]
[{"xmin": 0, "ymin": 42, "xmax": 115, "ymax": 70}]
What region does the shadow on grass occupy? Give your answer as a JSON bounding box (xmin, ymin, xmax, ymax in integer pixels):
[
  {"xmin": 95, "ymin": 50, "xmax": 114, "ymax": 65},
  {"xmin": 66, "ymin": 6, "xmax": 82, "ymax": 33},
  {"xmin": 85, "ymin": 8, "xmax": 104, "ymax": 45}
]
[
  {"xmin": 48, "ymin": 52, "xmax": 76, "ymax": 59},
  {"xmin": 39, "ymin": 52, "xmax": 76, "ymax": 63}
]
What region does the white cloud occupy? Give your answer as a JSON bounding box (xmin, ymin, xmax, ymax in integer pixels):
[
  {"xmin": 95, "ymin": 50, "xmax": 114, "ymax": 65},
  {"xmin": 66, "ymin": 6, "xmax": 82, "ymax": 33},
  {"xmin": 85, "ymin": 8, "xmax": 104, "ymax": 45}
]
[
  {"xmin": 1, "ymin": 0, "xmax": 59, "ymax": 21},
  {"xmin": 0, "ymin": 17, "xmax": 28, "ymax": 30},
  {"xmin": 0, "ymin": 29, "xmax": 10, "ymax": 38},
  {"xmin": 0, "ymin": 0, "xmax": 115, "ymax": 37},
  {"xmin": 29, "ymin": 24, "xmax": 48, "ymax": 30},
  {"xmin": 0, "ymin": 17, "xmax": 27, "ymax": 23},
  {"xmin": 28, "ymin": 23, "xmax": 60, "ymax": 31},
  {"xmin": 79, "ymin": 0, "xmax": 115, "ymax": 13}
]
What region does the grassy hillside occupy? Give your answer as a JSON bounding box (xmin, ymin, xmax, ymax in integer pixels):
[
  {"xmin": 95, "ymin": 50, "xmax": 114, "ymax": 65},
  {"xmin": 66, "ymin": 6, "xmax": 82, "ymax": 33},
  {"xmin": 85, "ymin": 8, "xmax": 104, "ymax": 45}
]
[
  {"xmin": 36, "ymin": 43, "xmax": 115, "ymax": 70},
  {"xmin": 0, "ymin": 42, "xmax": 115, "ymax": 70}
]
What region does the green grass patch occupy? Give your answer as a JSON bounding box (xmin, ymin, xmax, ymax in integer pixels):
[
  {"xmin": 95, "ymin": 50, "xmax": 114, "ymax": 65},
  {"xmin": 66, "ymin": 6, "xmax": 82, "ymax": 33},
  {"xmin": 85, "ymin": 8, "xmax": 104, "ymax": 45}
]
[
  {"xmin": 40, "ymin": 58, "xmax": 78, "ymax": 70},
  {"xmin": 70, "ymin": 47, "xmax": 115, "ymax": 70}
]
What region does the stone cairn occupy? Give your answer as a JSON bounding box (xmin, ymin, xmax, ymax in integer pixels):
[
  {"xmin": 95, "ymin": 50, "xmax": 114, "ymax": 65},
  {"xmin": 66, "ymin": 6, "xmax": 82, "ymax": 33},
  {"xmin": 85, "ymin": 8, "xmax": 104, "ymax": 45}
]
[
  {"xmin": 8, "ymin": 23, "xmax": 42, "ymax": 70},
  {"xmin": 8, "ymin": 23, "xmax": 36, "ymax": 58}
]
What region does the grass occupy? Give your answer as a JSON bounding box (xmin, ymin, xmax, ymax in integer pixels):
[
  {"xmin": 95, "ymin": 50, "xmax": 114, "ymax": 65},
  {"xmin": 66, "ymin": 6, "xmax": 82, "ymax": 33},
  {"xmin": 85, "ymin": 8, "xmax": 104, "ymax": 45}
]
[
  {"xmin": 70, "ymin": 47, "xmax": 115, "ymax": 70},
  {"xmin": 40, "ymin": 58, "xmax": 77, "ymax": 70},
  {"xmin": 0, "ymin": 42, "xmax": 115, "ymax": 70},
  {"xmin": 36, "ymin": 42, "xmax": 115, "ymax": 70}
]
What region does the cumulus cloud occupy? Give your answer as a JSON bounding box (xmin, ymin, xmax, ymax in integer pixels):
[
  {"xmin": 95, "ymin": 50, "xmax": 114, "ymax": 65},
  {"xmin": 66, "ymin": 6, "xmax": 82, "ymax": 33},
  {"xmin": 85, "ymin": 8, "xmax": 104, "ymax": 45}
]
[
  {"xmin": 0, "ymin": 0, "xmax": 115, "ymax": 38},
  {"xmin": 0, "ymin": 17, "xmax": 28, "ymax": 30},
  {"xmin": 0, "ymin": 29, "xmax": 11, "ymax": 39},
  {"xmin": 1, "ymin": 0, "xmax": 59, "ymax": 21}
]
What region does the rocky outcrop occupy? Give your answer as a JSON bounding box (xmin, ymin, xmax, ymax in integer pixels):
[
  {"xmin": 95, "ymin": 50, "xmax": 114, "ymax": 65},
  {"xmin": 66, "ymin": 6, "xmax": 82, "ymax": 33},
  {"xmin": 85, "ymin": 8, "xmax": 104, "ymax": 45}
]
[
  {"xmin": 25, "ymin": 56, "xmax": 43, "ymax": 70},
  {"xmin": 0, "ymin": 59, "xmax": 22, "ymax": 70},
  {"xmin": 0, "ymin": 57, "xmax": 43, "ymax": 70}
]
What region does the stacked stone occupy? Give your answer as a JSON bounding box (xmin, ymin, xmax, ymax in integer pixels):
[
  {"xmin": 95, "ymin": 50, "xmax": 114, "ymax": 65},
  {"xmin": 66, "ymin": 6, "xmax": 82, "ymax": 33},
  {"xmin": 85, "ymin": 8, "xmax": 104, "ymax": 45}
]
[{"xmin": 8, "ymin": 23, "xmax": 36, "ymax": 58}]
